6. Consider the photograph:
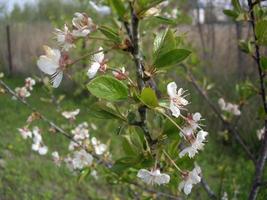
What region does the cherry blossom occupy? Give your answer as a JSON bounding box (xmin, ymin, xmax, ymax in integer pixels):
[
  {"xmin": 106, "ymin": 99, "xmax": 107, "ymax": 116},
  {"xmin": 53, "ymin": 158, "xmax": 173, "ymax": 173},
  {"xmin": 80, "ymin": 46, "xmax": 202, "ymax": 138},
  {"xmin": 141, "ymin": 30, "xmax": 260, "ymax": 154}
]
[
  {"xmin": 218, "ymin": 98, "xmax": 241, "ymax": 116},
  {"xmin": 179, "ymin": 130, "xmax": 208, "ymax": 158},
  {"xmin": 55, "ymin": 24, "xmax": 75, "ymax": 51},
  {"xmin": 15, "ymin": 87, "xmax": 30, "ymax": 99},
  {"xmin": 87, "ymin": 47, "xmax": 107, "ymax": 79},
  {"xmin": 24, "ymin": 77, "xmax": 36, "ymax": 91},
  {"xmin": 31, "ymin": 127, "xmax": 48, "ymax": 155},
  {"xmin": 91, "ymin": 137, "xmax": 107, "ymax": 155},
  {"xmin": 71, "ymin": 149, "xmax": 93, "ymax": 170},
  {"xmin": 37, "ymin": 46, "xmax": 70, "ymax": 88},
  {"xmin": 72, "ymin": 12, "xmax": 96, "ymax": 37},
  {"xmin": 52, "ymin": 151, "xmax": 61, "ymax": 166},
  {"xmin": 62, "ymin": 109, "xmax": 80, "ymax": 121},
  {"xmin": 18, "ymin": 127, "xmax": 32, "ymax": 139},
  {"xmin": 71, "ymin": 122, "xmax": 89, "ymax": 141},
  {"xmin": 181, "ymin": 112, "xmax": 202, "ymax": 137},
  {"xmin": 178, "ymin": 165, "xmax": 201, "ymax": 195},
  {"xmin": 137, "ymin": 169, "xmax": 170, "ymax": 185},
  {"xmin": 167, "ymin": 82, "xmax": 188, "ymax": 118}
]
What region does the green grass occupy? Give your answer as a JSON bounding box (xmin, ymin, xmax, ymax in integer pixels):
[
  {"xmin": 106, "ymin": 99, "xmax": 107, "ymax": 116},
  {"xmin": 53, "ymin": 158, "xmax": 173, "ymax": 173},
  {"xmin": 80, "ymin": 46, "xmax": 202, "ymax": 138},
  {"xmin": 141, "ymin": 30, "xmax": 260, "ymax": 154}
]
[{"xmin": 0, "ymin": 77, "xmax": 266, "ymax": 200}]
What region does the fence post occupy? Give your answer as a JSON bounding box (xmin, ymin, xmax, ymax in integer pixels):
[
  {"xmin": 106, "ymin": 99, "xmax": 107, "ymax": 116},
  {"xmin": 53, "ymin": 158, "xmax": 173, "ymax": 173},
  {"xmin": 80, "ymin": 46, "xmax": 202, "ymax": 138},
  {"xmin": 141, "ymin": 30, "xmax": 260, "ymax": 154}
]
[{"xmin": 6, "ymin": 25, "xmax": 13, "ymax": 75}]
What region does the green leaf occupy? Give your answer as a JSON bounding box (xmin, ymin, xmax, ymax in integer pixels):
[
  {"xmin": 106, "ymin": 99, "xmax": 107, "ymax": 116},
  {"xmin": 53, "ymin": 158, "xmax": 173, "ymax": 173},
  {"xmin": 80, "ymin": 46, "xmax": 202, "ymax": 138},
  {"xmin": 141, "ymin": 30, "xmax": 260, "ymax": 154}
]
[
  {"xmin": 87, "ymin": 76, "xmax": 128, "ymax": 101},
  {"xmin": 135, "ymin": 0, "xmax": 165, "ymax": 16},
  {"xmin": 108, "ymin": 0, "xmax": 127, "ymax": 19},
  {"xmin": 153, "ymin": 28, "xmax": 176, "ymax": 59},
  {"xmin": 238, "ymin": 40, "xmax": 253, "ymax": 54},
  {"xmin": 98, "ymin": 26, "xmax": 121, "ymax": 43},
  {"xmin": 88, "ymin": 102, "xmax": 125, "ymax": 120},
  {"xmin": 140, "ymin": 87, "xmax": 158, "ymax": 108},
  {"xmin": 260, "ymin": 56, "xmax": 267, "ymax": 70},
  {"xmin": 153, "ymin": 16, "xmax": 177, "ymax": 25},
  {"xmin": 154, "ymin": 49, "xmax": 191, "ymax": 68},
  {"xmin": 111, "ymin": 156, "xmax": 141, "ymax": 173},
  {"xmin": 232, "ymin": 0, "xmax": 242, "ymax": 12},
  {"xmin": 78, "ymin": 168, "xmax": 90, "ymax": 183},
  {"xmin": 256, "ymin": 20, "xmax": 267, "ymax": 45},
  {"xmin": 223, "ymin": 9, "xmax": 239, "ymax": 19}
]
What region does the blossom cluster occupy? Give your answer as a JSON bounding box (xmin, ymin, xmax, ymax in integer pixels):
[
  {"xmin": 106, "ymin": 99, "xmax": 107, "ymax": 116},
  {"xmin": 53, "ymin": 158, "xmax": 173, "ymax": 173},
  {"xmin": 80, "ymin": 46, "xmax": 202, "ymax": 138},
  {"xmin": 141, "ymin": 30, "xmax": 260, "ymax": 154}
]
[
  {"xmin": 137, "ymin": 81, "xmax": 208, "ymax": 195},
  {"xmin": 14, "ymin": 77, "xmax": 35, "ymax": 99},
  {"xmin": 218, "ymin": 98, "xmax": 241, "ymax": 116},
  {"xmin": 18, "ymin": 126, "xmax": 48, "ymax": 155}
]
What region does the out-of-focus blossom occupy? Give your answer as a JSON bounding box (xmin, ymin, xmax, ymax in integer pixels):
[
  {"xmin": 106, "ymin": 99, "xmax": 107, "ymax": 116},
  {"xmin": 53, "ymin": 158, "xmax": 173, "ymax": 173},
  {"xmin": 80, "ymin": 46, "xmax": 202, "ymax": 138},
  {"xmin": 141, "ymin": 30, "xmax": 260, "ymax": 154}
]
[
  {"xmin": 15, "ymin": 87, "xmax": 30, "ymax": 99},
  {"xmin": 137, "ymin": 169, "xmax": 170, "ymax": 185},
  {"xmin": 52, "ymin": 151, "xmax": 61, "ymax": 166},
  {"xmin": 71, "ymin": 149, "xmax": 93, "ymax": 170},
  {"xmin": 62, "ymin": 109, "xmax": 80, "ymax": 121},
  {"xmin": 112, "ymin": 67, "xmax": 129, "ymax": 80},
  {"xmin": 178, "ymin": 165, "xmax": 201, "ymax": 195},
  {"xmin": 91, "ymin": 137, "xmax": 107, "ymax": 155},
  {"xmin": 218, "ymin": 98, "xmax": 241, "ymax": 116},
  {"xmin": 167, "ymin": 82, "xmax": 188, "ymax": 118},
  {"xmin": 55, "ymin": 24, "xmax": 76, "ymax": 51},
  {"xmin": 24, "ymin": 77, "xmax": 36, "ymax": 91},
  {"xmin": 89, "ymin": 1, "xmax": 111, "ymax": 16},
  {"xmin": 72, "ymin": 12, "xmax": 96, "ymax": 37},
  {"xmin": 257, "ymin": 127, "xmax": 265, "ymax": 140},
  {"xmin": 31, "ymin": 127, "xmax": 48, "ymax": 155},
  {"xmin": 71, "ymin": 122, "xmax": 89, "ymax": 141},
  {"xmin": 37, "ymin": 46, "xmax": 70, "ymax": 88},
  {"xmin": 179, "ymin": 130, "xmax": 208, "ymax": 158},
  {"xmin": 18, "ymin": 127, "xmax": 32, "ymax": 139},
  {"xmin": 87, "ymin": 47, "xmax": 107, "ymax": 78}
]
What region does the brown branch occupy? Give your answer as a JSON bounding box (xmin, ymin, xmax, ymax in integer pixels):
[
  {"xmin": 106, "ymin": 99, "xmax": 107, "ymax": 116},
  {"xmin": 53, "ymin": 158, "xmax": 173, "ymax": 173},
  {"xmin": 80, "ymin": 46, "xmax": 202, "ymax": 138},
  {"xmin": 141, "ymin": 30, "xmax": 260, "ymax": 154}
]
[
  {"xmin": 201, "ymin": 177, "xmax": 217, "ymax": 200},
  {"xmin": 184, "ymin": 66, "xmax": 256, "ymax": 163},
  {"xmin": 247, "ymin": 1, "xmax": 267, "ymax": 199}
]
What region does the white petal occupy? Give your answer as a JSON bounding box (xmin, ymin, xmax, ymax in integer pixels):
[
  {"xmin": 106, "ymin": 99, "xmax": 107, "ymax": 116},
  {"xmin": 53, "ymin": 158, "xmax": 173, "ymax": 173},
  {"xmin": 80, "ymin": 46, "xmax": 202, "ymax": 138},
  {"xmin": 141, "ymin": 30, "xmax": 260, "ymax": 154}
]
[
  {"xmin": 37, "ymin": 56, "xmax": 58, "ymax": 75},
  {"xmin": 155, "ymin": 174, "xmax": 170, "ymax": 185},
  {"xmin": 193, "ymin": 112, "xmax": 201, "ymax": 121},
  {"xmin": 38, "ymin": 146, "xmax": 48, "ymax": 155},
  {"xmin": 52, "ymin": 71, "xmax": 63, "ymax": 88},
  {"xmin": 170, "ymin": 102, "xmax": 180, "ymax": 118},
  {"xmin": 93, "ymin": 47, "xmax": 104, "ymax": 63},
  {"xmin": 87, "ymin": 62, "xmax": 100, "ymax": 79},
  {"xmin": 167, "ymin": 82, "xmax": 177, "ymax": 98},
  {"xmin": 184, "ymin": 183, "xmax": 193, "ymax": 195}
]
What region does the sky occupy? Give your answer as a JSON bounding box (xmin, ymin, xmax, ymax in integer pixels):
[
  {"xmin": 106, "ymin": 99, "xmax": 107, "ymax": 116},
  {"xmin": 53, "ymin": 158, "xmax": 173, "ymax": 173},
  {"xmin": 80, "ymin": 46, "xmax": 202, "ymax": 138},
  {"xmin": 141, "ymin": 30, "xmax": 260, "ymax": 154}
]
[{"xmin": 0, "ymin": 0, "xmax": 35, "ymax": 12}]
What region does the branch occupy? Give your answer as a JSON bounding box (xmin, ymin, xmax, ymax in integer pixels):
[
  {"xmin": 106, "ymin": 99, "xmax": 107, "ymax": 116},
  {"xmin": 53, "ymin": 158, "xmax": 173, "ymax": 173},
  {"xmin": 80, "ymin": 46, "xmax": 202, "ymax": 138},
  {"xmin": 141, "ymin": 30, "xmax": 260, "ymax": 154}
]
[
  {"xmin": 247, "ymin": 1, "xmax": 267, "ymax": 199},
  {"xmin": 0, "ymin": 79, "xmax": 181, "ymax": 200},
  {"xmin": 184, "ymin": 66, "xmax": 256, "ymax": 163},
  {"xmin": 201, "ymin": 177, "xmax": 217, "ymax": 200}
]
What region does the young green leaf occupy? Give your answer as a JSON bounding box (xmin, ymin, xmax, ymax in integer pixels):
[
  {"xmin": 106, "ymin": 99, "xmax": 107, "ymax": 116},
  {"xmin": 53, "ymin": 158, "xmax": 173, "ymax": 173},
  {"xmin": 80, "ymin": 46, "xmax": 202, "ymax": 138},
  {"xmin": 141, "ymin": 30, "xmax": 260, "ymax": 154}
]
[
  {"xmin": 98, "ymin": 26, "xmax": 122, "ymax": 43},
  {"xmin": 255, "ymin": 20, "xmax": 267, "ymax": 45},
  {"xmin": 154, "ymin": 49, "xmax": 191, "ymax": 68},
  {"xmin": 108, "ymin": 0, "xmax": 127, "ymax": 19},
  {"xmin": 87, "ymin": 76, "xmax": 128, "ymax": 101},
  {"xmin": 153, "ymin": 28, "xmax": 176, "ymax": 59},
  {"xmin": 260, "ymin": 56, "xmax": 267, "ymax": 70},
  {"xmin": 223, "ymin": 9, "xmax": 239, "ymax": 19},
  {"xmin": 232, "ymin": 0, "xmax": 242, "ymax": 13},
  {"xmin": 140, "ymin": 87, "xmax": 158, "ymax": 108}
]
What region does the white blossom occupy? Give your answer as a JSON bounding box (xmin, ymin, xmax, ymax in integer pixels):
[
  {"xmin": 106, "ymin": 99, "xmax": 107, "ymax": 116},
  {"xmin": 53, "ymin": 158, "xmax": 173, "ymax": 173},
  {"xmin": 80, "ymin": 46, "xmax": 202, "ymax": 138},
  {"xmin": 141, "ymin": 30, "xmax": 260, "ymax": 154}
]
[
  {"xmin": 71, "ymin": 122, "xmax": 89, "ymax": 141},
  {"xmin": 178, "ymin": 166, "xmax": 201, "ymax": 195},
  {"xmin": 87, "ymin": 47, "xmax": 106, "ymax": 79},
  {"xmin": 31, "ymin": 127, "xmax": 48, "ymax": 155},
  {"xmin": 72, "ymin": 149, "xmax": 93, "ymax": 170},
  {"xmin": 62, "ymin": 109, "xmax": 80, "ymax": 120},
  {"xmin": 218, "ymin": 98, "xmax": 241, "ymax": 116},
  {"xmin": 89, "ymin": 1, "xmax": 111, "ymax": 16},
  {"xmin": 91, "ymin": 137, "xmax": 107, "ymax": 155},
  {"xmin": 137, "ymin": 169, "xmax": 170, "ymax": 185},
  {"xmin": 52, "ymin": 151, "xmax": 61, "ymax": 166},
  {"xmin": 179, "ymin": 130, "xmax": 208, "ymax": 158},
  {"xmin": 24, "ymin": 77, "xmax": 36, "ymax": 91},
  {"xmin": 257, "ymin": 127, "xmax": 265, "ymax": 140},
  {"xmin": 72, "ymin": 12, "xmax": 96, "ymax": 37},
  {"xmin": 15, "ymin": 87, "xmax": 30, "ymax": 99},
  {"xmin": 167, "ymin": 82, "xmax": 188, "ymax": 118},
  {"xmin": 37, "ymin": 46, "xmax": 68, "ymax": 88},
  {"xmin": 55, "ymin": 24, "xmax": 75, "ymax": 51},
  {"xmin": 18, "ymin": 127, "xmax": 32, "ymax": 139}
]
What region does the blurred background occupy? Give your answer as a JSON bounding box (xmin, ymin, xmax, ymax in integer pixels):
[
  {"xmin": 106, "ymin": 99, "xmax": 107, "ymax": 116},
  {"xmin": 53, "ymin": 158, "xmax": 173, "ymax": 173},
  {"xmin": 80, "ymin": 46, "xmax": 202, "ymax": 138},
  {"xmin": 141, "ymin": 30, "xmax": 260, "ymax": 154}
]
[{"xmin": 0, "ymin": 0, "xmax": 266, "ymax": 199}]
